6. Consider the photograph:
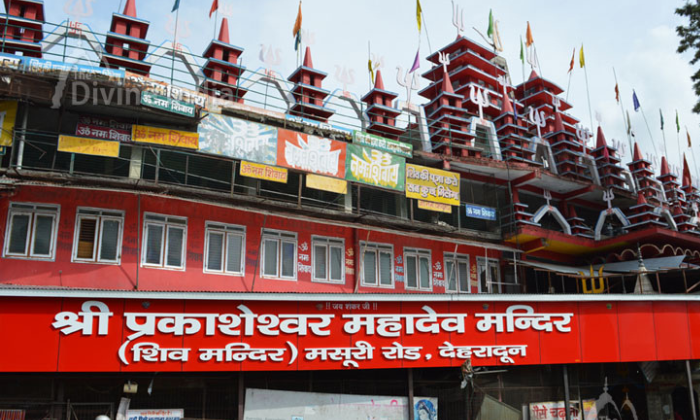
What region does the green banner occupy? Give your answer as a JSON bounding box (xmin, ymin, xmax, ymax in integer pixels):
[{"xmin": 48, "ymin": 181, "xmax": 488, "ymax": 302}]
[
  {"xmin": 352, "ymin": 130, "xmax": 412, "ymax": 158},
  {"xmin": 141, "ymin": 91, "xmax": 196, "ymax": 118},
  {"xmin": 345, "ymin": 144, "xmax": 405, "ymax": 191}
]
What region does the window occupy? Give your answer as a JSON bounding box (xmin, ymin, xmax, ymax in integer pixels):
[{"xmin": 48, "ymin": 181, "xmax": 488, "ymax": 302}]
[
  {"xmin": 360, "ymin": 242, "xmax": 393, "ymax": 287},
  {"xmin": 477, "ymin": 257, "xmax": 501, "ymax": 293},
  {"xmin": 312, "ymin": 236, "xmax": 344, "ymax": 283},
  {"xmin": 404, "ymin": 248, "xmax": 432, "ymax": 291},
  {"xmin": 204, "ymin": 222, "xmax": 245, "ymax": 275},
  {"xmin": 141, "ymin": 213, "xmax": 187, "ymax": 270},
  {"xmin": 72, "ymin": 208, "xmax": 124, "ymax": 264},
  {"xmin": 444, "ymin": 253, "xmax": 470, "ymax": 293},
  {"xmin": 261, "ymin": 229, "xmax": 297, "ymax": 280},
  {"xmin": 4, "ymin": 202, "xmax": 60, "ymax": 260}
]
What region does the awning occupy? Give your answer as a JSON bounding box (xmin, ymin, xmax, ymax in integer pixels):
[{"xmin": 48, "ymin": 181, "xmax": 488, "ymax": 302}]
[{"xmin": 518, "ymin": 256, "xmax": 690, "ymax": 278}]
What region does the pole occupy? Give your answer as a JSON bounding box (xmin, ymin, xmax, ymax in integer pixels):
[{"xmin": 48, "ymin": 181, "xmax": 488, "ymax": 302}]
[
  {"xmin": 213, "ymin": 8, "xmax": 218, "ymax": 39},
  {"xmin": 661, "ymin": 120, "xmax": 669, "ymax": 159},
  {"xmin": 563, "ymin": 365, "xmax": 572, "ymax": 420},
  {"xmin": 408, "ymin": 369, "xmax": 415, "ymax": 420},
  {"xmin": 583, "ymin": 63, "xmax": 594, "ymax": 133},
  {"xmin": 613, "ymin": 68, "xmax": 634, "ymax": 159},
  {"xmin": 686, "ymin": 360, "xmax": 697, "ymax": 420},
  {"xmin": 170, "ymin": 7, "xmax": 180, "ymax": 85},
  {"xmin": 16, "ymin": 101, "xmax": 28, "ymax": 170},
  {"xmin": 565, "ymin": 70, "xmax": 573, "ymax": 104},
  {"xmin": 639, "ymin": 105, "xmax": 659, "ymax": 157}
]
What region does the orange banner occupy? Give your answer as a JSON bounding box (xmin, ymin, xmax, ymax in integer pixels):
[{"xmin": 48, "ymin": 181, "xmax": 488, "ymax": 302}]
[{"xmin": 132, "ymin": 124, "xmax": 199, "ymax": 150}]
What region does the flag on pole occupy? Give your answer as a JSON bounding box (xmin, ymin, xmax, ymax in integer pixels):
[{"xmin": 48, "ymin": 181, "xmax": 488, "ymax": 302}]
[
  {"xmin": 568, "ymin": 48, "xmax": 575, "ymax": 73},
  {"xmin": 659, "ymin": 109, "xmax": 664, "ymax": 130},
  {"xmin": 626, "ymin": 110, "xmax": 632, "ymax": 136},
  {"xmin": 368, "ymin": 59, "xmax": 374, "ymax": 84},
  {"xmin": 687, "ymin": 127, "xmax": 693, "ymax": 148},
  {"xmin": 676, "ymin": 110, "xmax": 681, "ymax": 133},
  {"xmin": 292, "ymin": 1, "xmax": 302, "ymax": 51},
  {"xmin": 632, "ymin": 90, "xmax": 640, "ymax": 112},
  {"xmin": 209, "ymin": 0, "xmax": 218, "ymax": 18},
  {"xmin": 519, "ymin": 36, "xmax": 524, "ymax": 63},
  {"xmin": 172, "ymin": 0, "xmax": 180, "ymax": 12},
  {"xmin": 579, "ymin": 44, "xmax": 585, "ymax": 68},
  {"xmin": 416, "ymin": 0, "xmax": 422, "ymax": 33},
  {"xmin": 614, "ymin": 83, "xmax": 619, "ymax": 103},
  {"xmin": 409, "ymin": 48, "xmax": 420, "ymax": 73},
  {"xmin": 526, "ymin": 22, "xmax": 534, "ymax": 46},
  {"xmin": 487, "ymin": 9, "xmax": 494, "ymax": 38}
]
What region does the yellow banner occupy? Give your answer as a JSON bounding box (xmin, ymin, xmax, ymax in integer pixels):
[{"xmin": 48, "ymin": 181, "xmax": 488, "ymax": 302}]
[
  {"xmin": 58, "ymin": 135, "xmax": 120, "ymax": 157},
  {"xmin": 406, "ymin": 164, "xmax": 460, "ymax": 206},
  {"xmin": 0, "ymin": 101, "xmax": 18, "ymax": 147},
  {"xmin": 240, "ymin": 161, "xmax": 288, "ymax": 183},
  {"xmin": 417, "ymin": 200, "xmax": 452, "ymax": 214},
  {"xmin": 132, "ymin": 124, "xmax": 199, "ymax": 149},
  {"xmin": 306, "ymin": 174, "xmax": 348, "ymax": 194}
]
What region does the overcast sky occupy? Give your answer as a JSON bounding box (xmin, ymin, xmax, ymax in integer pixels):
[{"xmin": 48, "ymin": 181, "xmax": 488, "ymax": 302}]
[{"xmin": 47, "ymin": 0, "xmax": 700, "ymax": 180}]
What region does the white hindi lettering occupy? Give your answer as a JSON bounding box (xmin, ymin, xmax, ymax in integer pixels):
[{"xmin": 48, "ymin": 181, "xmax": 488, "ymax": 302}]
[
  {"xmin": 438, "ymin": 342, "xmax": 527, "ymax": 364},
  {"xmin": 52, "ymin": 300, "xmax": 113, "ymax": 336},
  {"xmin": 341, "ymin": 305, "xmax": 466, "ymax": 337},
  {"xmin": 474, "ymin": 305, "xmax": 573, "ymax": 333},
  {"xmin": 304, "ymin": 341, "xmax": 374, "ymax": 368}
]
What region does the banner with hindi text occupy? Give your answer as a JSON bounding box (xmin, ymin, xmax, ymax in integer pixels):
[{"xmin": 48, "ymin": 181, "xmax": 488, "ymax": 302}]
[
  {"xmin": 132, "ymin": 125, "xmax": 199, "ymax": 150},
  {"xmin": 345, "ymin": 144, "xmax": 405, "ymax": 191},
  {"xmin": 198, "ymin": 114, "xmax": 277, "ymax": 165},
  {"xmin": 405, "ymin": 164, "xmax": 460, "ymax": 206},
  {"xmin": 277, "ymin": 129, "xmax": 346, "ymax": 179}
]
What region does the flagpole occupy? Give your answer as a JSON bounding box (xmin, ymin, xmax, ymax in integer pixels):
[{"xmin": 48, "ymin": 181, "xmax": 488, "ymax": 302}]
[
  {"xmin": 661, "ymin": 114, "xmax": 668, "ymax": 158},
  {"xmin": 613, "ymin": 68, "xmax": 633, "ymax": 159},
  {"xmin": 582, "ymin": 61, "xmax": 594, "ymax": 132},
  {"xmin": 171, "ymin": 6, "xmax": 180, "ymax": 85},
  {"xmin": 638, "ymin": 105, "xmax": 658, "ymax": 157},
  {"xmin": 214, "ymin": 8, "xmax": 218, "ymax": 39},
  {"xmin": 565, "ymin": 70, "xmax": 573, "ymax": 103},
  {"xmin": 677, "ymin": 130, "xmax": 682, "ymax": 174}
]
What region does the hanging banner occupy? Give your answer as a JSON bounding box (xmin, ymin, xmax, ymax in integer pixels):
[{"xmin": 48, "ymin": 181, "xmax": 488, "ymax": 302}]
[
  {"xmin": 465, "ymin": 204, "xmax": 497, "ymax": 221},
  {"xmin": 23, "ymin": 57, "xmax": 124, "ymax": 84},
  {"xmin": 529, "ymin": 400, "xmax": 597, "ymax": 420},
  {"xmin": 352, "ymin": 131, "xmax": 412, "ymax": 158},
  {"xmin": 58, "ymin": 135, "xmax": 120, "ymax": 157},
  {"xmin": 75, "ymin": 115, "xmax": 132, "ymax": 143},
  {"xmin": 125, "ymin": 72, "xmax": 207, "ymax": 108},
  {"xmin": 0, "ymin": 101, "xmax": 17, "ymax": 147},
  {"xmin": 417, "ymin": 200, "xmax": 452, "ymax": 214},
  {"xmin": 405, "ymin": 164, "xmax": 460, "ymax": 206},
  {"xmin": 141, "ymin": 91, "xmax": 196, "ymax": 118},
  {"xmin": 306, "ymin": 174, "xmax": 348, "ymax": 194},
  {"xmin": 126, "ymin": 409, "xmax": 183, "ymax": 420},
  {"xmin": 345, "ymin": 144, "xmax": 405, "ymax": 191},
  {"xmin": 198, "ymin": 114, "xmax": 277, "ymax": 165},
  {"xmin": 277, "ymin": 129, "xmax": 347, "ymax": 178},
  {"xmin": 132, "ymin": 125, "xmax": 199, "ymax": 150},
  {"xmin": 240, "ymin": 161, "xmax": 288, "ymax": 183}
]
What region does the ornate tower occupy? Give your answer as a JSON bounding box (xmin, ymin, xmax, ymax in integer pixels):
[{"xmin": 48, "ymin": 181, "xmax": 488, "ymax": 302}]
[
  {"xmin": 0, "ymin": 0, "xmax": 44, "ymax": 58},
  {"xmin": 200, "ymin": 18, "xmax": 247, "ymax": 103},
  {"xmin": 288, "ymin": 46, "xmax": 334, "ymax": 122},
  {"xmin": 628, "ymin": 142, "xmax": 663, "ymax": 205},
  {"xmin": 591, "ymin": 126, "xmax": 626, "ymax": 191},
  {"xmin": 360, "ymin": 70, "xmax": 405, "ymax": 140},
  {"xmin": 101, "ymin": 0, "xmax": 152, "ymax": 75}
]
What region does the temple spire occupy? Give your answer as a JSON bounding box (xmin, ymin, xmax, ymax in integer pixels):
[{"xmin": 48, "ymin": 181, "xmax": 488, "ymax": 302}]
[
  {"xmin": 218, "ymin": 18, "xmax": 230, "ymax": 44},
  {"xmin": 303, "ymin": 46, "xmax": 314, "ymax": 68},
  {"xmin": 123, "ymin": 0, "xmax": 137, "ymax": 17}
]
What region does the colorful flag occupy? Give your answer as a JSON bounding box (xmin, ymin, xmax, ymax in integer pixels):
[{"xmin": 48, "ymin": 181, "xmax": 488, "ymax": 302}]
[
  {"xmin": 519, "ymin": 36, "xmax": 524, "ymax": 63},
  {"xmin": 487, "ymin": 9, "xmax": 494, "ymax": 38},
  {"xmin": 614, "ymin": 83, "xmax": 619, "ymax": 103},
  {"xmin": 632, "ymin": 90, "xmax": 640, "ymax": 112},
  {"xmin": 368, "ymin": 59, "xmax": 374, "ymax": 84},
  {"xmin": 676, "ymin": 110, "xmax": 681, "ymax": 133},
  {"xmin": 416, "ymin": 0, "xmax": 422, "ymax": 33},
  {"xmin": 172, "ymin": 0, "xmax": 180, "ymax": 12},
  {"xmin": 292, "ymin": 1, "xmax": 302, "ymax": 51},
  {"xmin": 526, "ymin": 22, "xmax": 534, "ymax": 46},
  {"xmin": 659, "ymin": 109, "xmax": 664, "ymax": 130},
  {"xmin": 687, "ymin": 127, "xmax": 692, "ymax": 148},
  {"xmin": 209, "ymin": 0, "xmax": 218, "ymax": 18},
  {"xmin": 409, "ymin": 48, "xmax": 420, "ymax": 73},
  {"xmin": 568, "ymin": 48, "xmax": 575, "ymax": 73},
  {"xmin": 579, "ymin": 44, "xmax": 585, "ymax": 68}
]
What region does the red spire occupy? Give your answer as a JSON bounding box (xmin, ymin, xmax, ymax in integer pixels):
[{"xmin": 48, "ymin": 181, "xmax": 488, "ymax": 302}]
[
  {"xmin": 602, "ymin": 146, "xmax": 610, "ymax": 161},
  {"xmin": 441, "ymin": 67, "xmax": 454, "ymax": 94},
  {"xmin": 596, "ymin": 126, "xmax": 607, "ymax": 149},
  {"xmin": 660, "ymin": 156, "xmax": 670, "ymax": 176},
  {"xmin": 637, "ymin": 192, "xmax": 648, "ymax": 205},
  {"xmin": 632, "ymin": 142, "xmax": 642, "ymax": 162},
  {"xmin": 122, "ymin": 0, "xmax": 137, "ymax": 17},
  {"xmin": 553, "ymin": 110, "xmax": 564, "ymax": 132},
  {"xmin": 501, "ymin": 89, "xmax": 513, "ymax": 115},
  {"xmin": 302, "ymin": 46, "xmax": 314, "ymax": 68},
  {"xmin": 683, "ymin": 154, "xmax": 693, "ymax": 187},
  {"xmin": 569, "ymin": 205, "xmax": 578, "ymax": 219},
  {"xmin": 528, "ymin": 69, "xmax": 539, "ymax": 80},
  {"xmin": 217, "ymin": 18, "xmax": 230, "ymax": 44},
  {"xmin": 374, "ymin": 69, "xmax": 385, "ymax": 90}
]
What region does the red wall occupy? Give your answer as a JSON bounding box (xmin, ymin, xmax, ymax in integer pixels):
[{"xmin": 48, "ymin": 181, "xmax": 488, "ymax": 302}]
[{"xmin": 0, "ymin": 185, "xmax": 499, "ymax": 293}]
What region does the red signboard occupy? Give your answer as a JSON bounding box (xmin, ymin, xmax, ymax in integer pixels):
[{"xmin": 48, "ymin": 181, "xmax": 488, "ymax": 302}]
[
  {"xmin": 75, "ymin": 115, "xmax": 132, "ymax": 142},
  {"xmin": 0, "ymin": 297, "xmax": 698, "ymax": 372},
  {"xmin": 277, "ymin": 129, "xmax": 347, "ymax": 178}
]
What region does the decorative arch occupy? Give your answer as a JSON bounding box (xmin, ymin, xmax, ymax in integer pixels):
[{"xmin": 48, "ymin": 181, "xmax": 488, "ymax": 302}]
[
  {"xmin": 531, "ymin": 204, "xmax": 571, "ymax": 235},
  {"xmin": 594, "ymin": 208, "xmax": 631, "ymax": 240}
]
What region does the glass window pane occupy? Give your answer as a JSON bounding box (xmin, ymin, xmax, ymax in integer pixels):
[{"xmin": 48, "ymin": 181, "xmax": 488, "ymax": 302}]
[
  {"xmin": 263, "ymin": 239, "xmax": 278, "ymax": 277},
  {"xmin": 76, "ymin": 218, "xmax": 97, "ymax": 259},
  {"xmin": 145, "ymin": 224, "xmax": 163, "ymax": 265},
  {"xmin": 99, "ymin": 219, "xmax": 120, "ymax": 261},
  {"xmin": 8, "ymin": 214, "xmax": 29, "ymax": 254},
  {"xmin": 445, "ymin": 260, "xmax": 456, "ymax": 291},
  {"xmin": 281, "ymin": 241, "xmax": 295, "ymax": 278},
  {"xmin": 330, "ymin": 246, "xmax": 343, "ymax": 281},
  {"xmin": 363, "ymin": 250, "xmax": 376, "ymax": 285},
  {"xmin": 458, "ymin": 262, "xmax": 469, "ymax": 292},
  {"xmin": 379, "ymin": 251, "xmax": 392, "ymax": 286},
  {"xmin": 32, "ymin": 215, "xmax": 54, "ymax": 256},
  {"xmin": 406, "ymin": 255, "xmax": 417, "ymax": 288},
  {"xmin": 166, "ymin": 226, "xmax": 184, "ymax": 267},
  {"xmin": 420, "ymin": 257, "xmax": 431, "ymax": 289},
  {"xmin": 206, "ymin": 231, "xmax": 224, "ymax": 271},
  {"xmin": 314, "ymin": 244, "xmax": 327, "ymax": 280},
  {"xmin": 226, "ymin": 234, "xmax": 243, "ymax": 273}
]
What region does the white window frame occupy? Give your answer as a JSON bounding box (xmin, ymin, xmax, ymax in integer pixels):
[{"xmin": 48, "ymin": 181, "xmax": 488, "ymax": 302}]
[
  {"xmin": 477, "ymin": 256, "xmax": 501, "ymax": 293},
  {"xmin": 444, "ymin": 253, "xmax": 470, "ymax": 293},
  {"xmin": 260, "ymin": 229, "xmax": 297, "ymax": 281},
  {"xmin": 3, "ymin": 202, "xmax": 60, "ymax": 261},
  {"xmin": 71, "ymin": 207, "xmax": 124, "ymax": 265},
  {"xmin": 404, "ymin": 248, "xmax": 432, "ymax": 291},
  {"xmin": 311, "ymin": 236, "xmax": 345, "ymax": 284},
  {"xmin": 140, "ymin": 213, "xmax": 187, "ymax": 271},
  {"xmin": 203, "ymin": 221, "xmax": 246, "ymax": 276},
  {"xmin": 359, "ymin": 241, "xmax": 394, "ymax": 288}
]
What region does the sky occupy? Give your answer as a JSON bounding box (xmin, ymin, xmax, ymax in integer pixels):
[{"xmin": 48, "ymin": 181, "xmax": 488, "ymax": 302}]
[{"xmin": 46, "ymin": 0, "xmax": 700, "ymax": 181}]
